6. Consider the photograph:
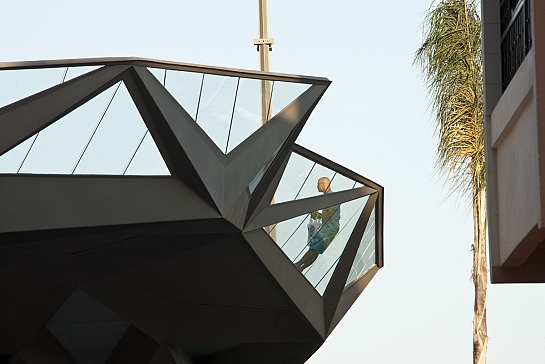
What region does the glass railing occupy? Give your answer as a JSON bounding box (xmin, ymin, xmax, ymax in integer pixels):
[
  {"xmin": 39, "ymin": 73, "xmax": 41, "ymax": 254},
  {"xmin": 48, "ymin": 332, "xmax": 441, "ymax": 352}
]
[
  {"xmin": 345, "ymin": 203, "xmax": 377, "ymax": 287},
  {"xmin": 0, "ymin": 63, "xmax": 314, "ymax": 176},
  {"xmin": 0, "ymin": 78, "xmax": 168, "ymax": 175},
  {"xmin": 149, "ymin": 68, "xmax": 311, "ymax": 154},
  {"xmin": 0, "ymin": 59, "xmax": 380, "ymax": 296},
  {"xmin": 272, "ymin": 151, "xmax": 363, "ymax": 205},
  {"xmin": 0, "ymin": 66, "xmax": 99, "ymax": 109},
  {"xmin": 148, "ymin": 68, "xmax": 203, "ymax": 120},
  {"xmin": 265, "ymin": 195, "xmax": 369, "ymax": 295}
]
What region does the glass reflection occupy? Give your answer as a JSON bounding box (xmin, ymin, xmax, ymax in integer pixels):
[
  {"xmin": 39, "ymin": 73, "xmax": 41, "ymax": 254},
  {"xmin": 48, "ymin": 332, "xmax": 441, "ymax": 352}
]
[
  {"xmin": 226, "ymin": 77, "xmax": 262, "ymax": 153},
  {"xmin": 345, "ymin": 205, "xmax": 376, "ymax": 287},
  {"xmin": 269, "ymin": 81, "xmax": 311, "ymax": 119},
  {"xmin": 195, "ymin": 74, "xmax": 238, "ymax": 152},
  {"xmin": 165, "ymin": 70, "xmax": 203, "ymax": 120},
  {"xmin": 148, "ymin": 68, "xmax": 204, "ymax": 120}
]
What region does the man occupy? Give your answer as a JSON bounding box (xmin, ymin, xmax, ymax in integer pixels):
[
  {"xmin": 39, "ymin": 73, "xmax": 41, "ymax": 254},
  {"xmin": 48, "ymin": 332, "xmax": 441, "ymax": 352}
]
[{"xmin": 295, "ymin": 177, "xmax": 340, "ymax": 272}]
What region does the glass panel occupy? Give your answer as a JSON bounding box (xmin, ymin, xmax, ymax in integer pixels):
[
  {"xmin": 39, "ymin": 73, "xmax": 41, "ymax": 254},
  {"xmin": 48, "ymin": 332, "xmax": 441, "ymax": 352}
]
[
  {"xmin": 0, "ymin": 138, "xmax": 34, "ymax": 173},
  {"xmin": 123, "ymin": 132, "xmax": 170, "ymax": 175},
  {"xmin": 0, "ymin": 66, "xmax": 102, "ymax": 111},
  {"xmin": 345, "ymin": 204, "xmax": 377, "ymax": 287},
  {"xmin": 1, "ymin": 80, "xmax": 171, "ymax": 176},
  {"xmin": 195, "ymin": 74, "xmax": 238, "ymax": 152},
  {"xmin": 164, "ymin": 70, "xmax": 203, "ymax": 120},
  {"xmin": 73, "ymin": 82, "xmax": 149, "ymax": 174},
  {"xmin": 314, "ymin": 259, "xmax": 339, "ymax": 295},
  {"xmin": 269, "ymin": 81, "xmax": 312, "ymax": 119},
  {"xmin": 64, "ymin": 66, "xmax": 101, "ymax": 82},
  {"xmin": 266, "ymin": 194, "xmax": 369, "ymax": 296},
  {"xmin": 226, "ymin": 77, "xmax": 262, "ymax": 153},
  {"xmin": 0, "ymin": 68, "xmax": 65, "ymax": 109},
  {"xmin": 273, "ymin": 152, "xmax": 362, "ymax": 204},
  {"xmin": 16, "ymin": 84, "xmax": 120, "ymax": 174},
  {"xmin": 148, "ymin": 67, "xmax": 167, "ymax": 85}
]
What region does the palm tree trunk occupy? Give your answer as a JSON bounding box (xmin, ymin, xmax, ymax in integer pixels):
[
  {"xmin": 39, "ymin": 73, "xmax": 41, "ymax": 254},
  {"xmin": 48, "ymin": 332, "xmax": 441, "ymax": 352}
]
[{"xmin": 472, "ymin": 187, "xmax": 488, "ymax": 364}]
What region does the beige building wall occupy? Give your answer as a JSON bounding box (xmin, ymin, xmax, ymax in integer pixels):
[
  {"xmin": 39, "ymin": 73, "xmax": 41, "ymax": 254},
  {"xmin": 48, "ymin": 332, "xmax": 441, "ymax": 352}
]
[
  {"xmin": 493, "ymin": 50, "xmax": 540, "ymax": 266},
  {"xmin": 483, "ymin": 0, "xmax": 545, "ymax": 282}
]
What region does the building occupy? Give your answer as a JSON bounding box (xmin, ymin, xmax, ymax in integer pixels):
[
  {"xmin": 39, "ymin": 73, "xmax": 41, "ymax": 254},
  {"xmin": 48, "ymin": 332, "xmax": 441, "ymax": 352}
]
[
  {"xmin": 482, "ymin": 0, "xmax": 545, "ymax": 282},
  {"xmin": 0, "ymin": 58, "xmax": 384, "ymax": 363}
]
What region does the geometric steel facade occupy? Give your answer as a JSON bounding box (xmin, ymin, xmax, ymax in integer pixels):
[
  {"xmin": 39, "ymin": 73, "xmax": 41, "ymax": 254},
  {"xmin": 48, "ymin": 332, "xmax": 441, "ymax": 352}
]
[{"xmin": 0, "ymin": 58, "xmax": 383, "ymax": 364}]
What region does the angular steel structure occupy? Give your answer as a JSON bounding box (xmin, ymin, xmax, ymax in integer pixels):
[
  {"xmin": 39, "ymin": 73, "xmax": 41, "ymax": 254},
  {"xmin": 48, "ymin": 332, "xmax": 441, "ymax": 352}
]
[{"xmin": 0, "ymin": 58, "xmax": 383, "ymax": 364}]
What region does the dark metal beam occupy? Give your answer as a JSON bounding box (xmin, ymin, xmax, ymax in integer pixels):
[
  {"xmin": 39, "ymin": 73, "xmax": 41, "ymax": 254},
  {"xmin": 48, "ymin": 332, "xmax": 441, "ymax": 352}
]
[
  {"xmin": 0, "ymin": 57, "xmax": 331, "ymax": 85},
  {"xmin": 244, "ymin": 186, "xmax": 376, "ymax": 231},
  {"xmin": 292, "ymin": 144, "xmax": 384, "ymax": 191},
  {"xmin": 376, "ymin": 191, "xmax": 385, "ymax": 268},
  {"xmin": 0, "ymin": 175, "xmax": 221, "ymax": 234}
]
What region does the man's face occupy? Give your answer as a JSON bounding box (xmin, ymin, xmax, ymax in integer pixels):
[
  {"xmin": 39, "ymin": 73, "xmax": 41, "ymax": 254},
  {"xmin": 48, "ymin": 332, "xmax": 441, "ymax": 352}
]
[{"xmin": 317, "ymin": 179, "xmax": 329, "ymax": 192}]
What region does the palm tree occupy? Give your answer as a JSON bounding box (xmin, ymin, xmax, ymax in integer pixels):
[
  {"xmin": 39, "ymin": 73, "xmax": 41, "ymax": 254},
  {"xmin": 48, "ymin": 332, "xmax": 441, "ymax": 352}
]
[{"xmin": 414, "ymin": 1, "xmax": 487, "ymax": 363}]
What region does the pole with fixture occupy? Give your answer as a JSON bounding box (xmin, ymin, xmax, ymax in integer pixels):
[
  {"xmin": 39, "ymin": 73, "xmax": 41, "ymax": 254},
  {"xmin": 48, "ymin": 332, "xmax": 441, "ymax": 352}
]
[
  {"xmin": 255, "ymin": 0, "xmax": 277, "ymax": 240},
  {"xmin": 255, "ymin": 0, "xmax": 274, "ymax": 126}
]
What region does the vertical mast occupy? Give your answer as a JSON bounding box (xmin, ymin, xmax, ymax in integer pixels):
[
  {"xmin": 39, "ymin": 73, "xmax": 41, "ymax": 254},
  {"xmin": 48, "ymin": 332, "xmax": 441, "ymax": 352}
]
[
  {"xmin": 255, "ymin": 0, "xmax": 276, "ymax": 240},
  {"xmin": 255, "ymin": 0, "xmax": 274, "ymax": 125}
]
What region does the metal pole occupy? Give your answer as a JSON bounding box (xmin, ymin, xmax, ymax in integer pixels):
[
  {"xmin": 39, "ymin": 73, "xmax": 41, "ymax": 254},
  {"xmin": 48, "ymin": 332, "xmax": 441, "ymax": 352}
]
[
  {"xmin": 255, "ymin": 0, "xmax": 274, "ymax": 125},
  {"xmin": 255, "ymin": 0, "xmax": 276, "ymax": 240}
]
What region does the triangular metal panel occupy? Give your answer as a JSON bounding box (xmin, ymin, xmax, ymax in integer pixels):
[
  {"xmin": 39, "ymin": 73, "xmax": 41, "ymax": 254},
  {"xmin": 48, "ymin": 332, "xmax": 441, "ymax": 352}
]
[
  {"xmin": 124, "ymin": 66, "xmax": 224, "ymax": 212},
  {"xmin": 322, "ymin": 192, "xmax": 378, "ymax": 333},
  {"xmin": 45, "ymin": 288, "xmax": 130, "ymax": 364}
]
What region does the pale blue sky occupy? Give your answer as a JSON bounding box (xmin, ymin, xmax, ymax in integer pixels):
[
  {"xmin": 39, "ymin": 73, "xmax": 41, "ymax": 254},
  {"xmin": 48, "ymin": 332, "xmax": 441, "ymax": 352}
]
[{"xmin": 1, "ymin": 1, "xmax": 545, "ymax": 362}]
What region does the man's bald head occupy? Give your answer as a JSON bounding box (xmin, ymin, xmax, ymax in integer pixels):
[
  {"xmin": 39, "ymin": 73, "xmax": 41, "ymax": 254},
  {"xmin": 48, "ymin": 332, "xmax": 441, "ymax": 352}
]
[{"xmin": 317, "ymin": 177, "xmax": 331, "ymax": 193}]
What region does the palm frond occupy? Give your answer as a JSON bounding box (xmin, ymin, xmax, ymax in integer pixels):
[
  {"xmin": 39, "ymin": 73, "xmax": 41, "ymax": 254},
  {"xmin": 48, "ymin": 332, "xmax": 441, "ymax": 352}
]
[{"xmin": 415, "ymin": 0, "xmax": 485, "ymax": 200}]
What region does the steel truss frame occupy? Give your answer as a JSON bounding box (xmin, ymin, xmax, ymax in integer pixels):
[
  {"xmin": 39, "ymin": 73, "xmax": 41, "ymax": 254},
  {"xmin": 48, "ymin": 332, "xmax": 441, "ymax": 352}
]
[{"xmin": 0, "ymin": 58, "xmax": 383, "ymax": 364}]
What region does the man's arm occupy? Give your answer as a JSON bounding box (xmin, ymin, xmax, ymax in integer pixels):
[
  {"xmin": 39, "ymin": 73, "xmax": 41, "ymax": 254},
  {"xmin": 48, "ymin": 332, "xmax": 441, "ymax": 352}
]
[{"xmin": 318, "ymin": 206, "xmax": 334, "ymax": 220}]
